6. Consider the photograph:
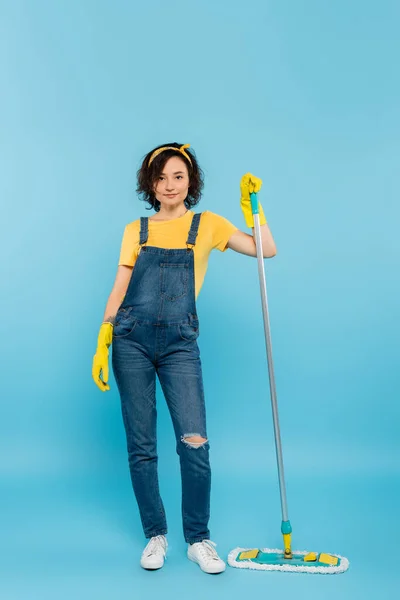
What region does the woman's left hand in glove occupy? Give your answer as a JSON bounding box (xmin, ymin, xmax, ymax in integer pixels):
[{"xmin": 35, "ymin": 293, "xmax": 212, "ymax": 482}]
[{"xmin": 240, "ymin": 172, "xmax": 267, "ymax": 228}]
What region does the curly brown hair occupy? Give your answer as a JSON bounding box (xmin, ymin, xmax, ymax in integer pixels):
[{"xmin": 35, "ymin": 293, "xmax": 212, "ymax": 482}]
[{"xmin": 136, "ymin": 142, "xmax": 205, "ymax": 212}]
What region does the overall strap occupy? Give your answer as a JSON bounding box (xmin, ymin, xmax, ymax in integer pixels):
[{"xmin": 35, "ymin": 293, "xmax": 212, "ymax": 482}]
[
  {"xmin": 186, "ymin": 213, "xmax": 202, "ymax": 248},
  {"xmin": 139, "ymin": 217, "xmax": 149, "ymax": 245}
]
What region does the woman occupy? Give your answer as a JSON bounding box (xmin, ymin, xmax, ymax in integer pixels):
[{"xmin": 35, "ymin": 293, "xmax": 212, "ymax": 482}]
[{"xmin": 92, "ymin": 142, "xmax": 277, "ymax": 574}]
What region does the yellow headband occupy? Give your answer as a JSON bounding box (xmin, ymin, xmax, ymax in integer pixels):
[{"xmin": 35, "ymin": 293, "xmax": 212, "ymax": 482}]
[{"xmin": 148, "ymin": 143, "xmax": 192, "ymax": 167}]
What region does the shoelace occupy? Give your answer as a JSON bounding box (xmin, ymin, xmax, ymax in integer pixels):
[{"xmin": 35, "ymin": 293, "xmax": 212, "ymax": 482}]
[
  {"xmin": 196, "ymin": 540, "xmax": 220, "ymax": 562},
  {"xmin": 144, "ymin": 535, "xmax": 167, "ymax": 557}
]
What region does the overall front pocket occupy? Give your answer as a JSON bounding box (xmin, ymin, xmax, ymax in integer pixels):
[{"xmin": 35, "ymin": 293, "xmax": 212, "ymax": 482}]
[
  {"xmin": 178, "ymin": 319, "xmax": 200, "ymax": 341},
  {"xmin": 113, "ymin": 314, "xmax": 138, "ymax": 339},
  {"xmin": 160, "ymin": 263, "xmax": 189, "ymax": 301}
]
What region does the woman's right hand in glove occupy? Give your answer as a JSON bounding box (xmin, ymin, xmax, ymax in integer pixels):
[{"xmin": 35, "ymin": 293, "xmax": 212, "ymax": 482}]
[{"xmin": 92, "ymin": 322, "xmax": 114, "ymax": 392}]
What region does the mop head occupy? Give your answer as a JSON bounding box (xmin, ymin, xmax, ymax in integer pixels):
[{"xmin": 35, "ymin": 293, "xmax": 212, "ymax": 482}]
[{"xmin": 228, "ymin": 547, "xmax": 350, "ymax": 574}]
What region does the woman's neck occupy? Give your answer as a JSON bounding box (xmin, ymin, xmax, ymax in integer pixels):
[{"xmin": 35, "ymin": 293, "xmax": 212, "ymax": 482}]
[{"xmin": 150, "ymin": 207, "xmax": 189, "ymax": 222}]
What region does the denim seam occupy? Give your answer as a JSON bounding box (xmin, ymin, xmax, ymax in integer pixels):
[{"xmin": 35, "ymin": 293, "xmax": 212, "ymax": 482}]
[{"xmin": 145, "ymin": 529, "xmax": 168, "ymax": 538}]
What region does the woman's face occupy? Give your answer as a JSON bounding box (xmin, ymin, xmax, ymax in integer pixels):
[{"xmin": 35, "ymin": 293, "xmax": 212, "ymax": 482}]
[{"xmin": 153, "ymin": 156, "xmax": 190, "ymax": 208}]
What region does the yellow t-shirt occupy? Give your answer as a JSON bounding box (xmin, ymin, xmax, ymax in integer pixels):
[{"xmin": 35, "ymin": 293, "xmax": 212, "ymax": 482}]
[{"xmin": 118, "ymin": 210, "xmax": 239, "ymax": 299}]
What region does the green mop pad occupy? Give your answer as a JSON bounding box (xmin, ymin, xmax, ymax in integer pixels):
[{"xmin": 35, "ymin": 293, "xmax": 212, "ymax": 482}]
[{"xmin": 228, "ymin": 547, "xmax": 349, "ymax": 574}]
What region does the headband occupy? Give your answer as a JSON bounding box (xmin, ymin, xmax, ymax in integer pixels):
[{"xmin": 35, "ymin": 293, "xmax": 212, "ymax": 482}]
[{"xmin": 148, "ymin": 143, "xmax": 192, "ymax": 167}]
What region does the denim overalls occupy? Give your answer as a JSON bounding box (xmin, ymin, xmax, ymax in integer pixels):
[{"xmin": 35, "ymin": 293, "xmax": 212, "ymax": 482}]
[{"xmin": 111, "ymin": 212, "xmax": 211, "ymax": 544}]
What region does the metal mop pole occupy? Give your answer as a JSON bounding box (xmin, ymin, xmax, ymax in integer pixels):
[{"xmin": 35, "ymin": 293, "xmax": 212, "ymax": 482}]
[{"xmin": 250, "ymin": 191, "xmax": 293, "ymax": 558}]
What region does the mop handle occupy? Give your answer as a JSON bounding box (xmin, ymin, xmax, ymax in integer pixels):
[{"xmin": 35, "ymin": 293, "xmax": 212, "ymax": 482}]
[{"xmin": 250, "ymin": 192, "xmax": 291, "ymax": 532}]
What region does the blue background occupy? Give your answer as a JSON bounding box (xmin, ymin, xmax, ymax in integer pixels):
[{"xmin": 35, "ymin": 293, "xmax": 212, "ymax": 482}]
[{"xmin": 1, "ymin": 1, "xmax": 399, "ymax": 598}]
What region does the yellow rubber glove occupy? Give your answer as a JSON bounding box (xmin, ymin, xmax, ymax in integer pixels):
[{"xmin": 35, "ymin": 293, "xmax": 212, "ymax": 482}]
[
  {"xmin": 240, "ymin": 172, "xmax": 267, "ymax": 228},
  {"xmin": 92, "ymin": 322, "xmax": 114, "ymax": 392}
]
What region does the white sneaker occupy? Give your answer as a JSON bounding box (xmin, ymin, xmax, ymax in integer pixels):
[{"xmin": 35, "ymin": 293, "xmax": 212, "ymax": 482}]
[
  {"xmin": 187, "ymin": 539, "xmax": 226, "ymax": 574},
  {"xmin": 140, "ymin": 535, "xmax": 168, "ymax": 570}
]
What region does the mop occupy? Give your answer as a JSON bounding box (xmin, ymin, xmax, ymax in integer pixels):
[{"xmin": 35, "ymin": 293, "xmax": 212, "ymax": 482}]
[{"xmin": 228, "ymin": 192, "xmax": 349, "ymax": 574}]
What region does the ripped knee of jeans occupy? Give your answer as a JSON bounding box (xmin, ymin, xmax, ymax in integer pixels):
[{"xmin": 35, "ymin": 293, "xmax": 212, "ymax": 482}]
[{"xmin": 181, "ymin": 433, "xmax": 208, "ymax": 449}]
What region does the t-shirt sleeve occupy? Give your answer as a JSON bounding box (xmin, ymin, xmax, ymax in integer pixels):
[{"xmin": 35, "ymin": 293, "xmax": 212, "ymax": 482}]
[
  {"xmin": 118, "ymin": 223, "xmax": 139, "ymax": 267},
  {"xmin": 209, "ymin": 212, "xmax": 239, "ymax": 252}
]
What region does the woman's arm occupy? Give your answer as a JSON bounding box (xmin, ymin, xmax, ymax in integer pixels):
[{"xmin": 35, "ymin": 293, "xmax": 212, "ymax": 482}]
[
  {"xmin": 102, "ymin": 265, "xmax": 133, "ymax": 324},
  {"xmin": 227, "ymin": 223, "xmax": 277, "ymax": 258}
]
